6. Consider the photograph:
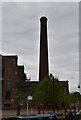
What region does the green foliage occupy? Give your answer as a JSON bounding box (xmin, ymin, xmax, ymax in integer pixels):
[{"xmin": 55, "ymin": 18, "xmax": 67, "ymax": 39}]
[
  {"xmin": 72, "ymin": 92, "xmax": 81, "ymax": 104},
  {"xmin": 14, "ymin": 87, "xmax": 27, "ymax": 106},
  {"xmin": 63, "ymin": 93, "xmax": 73, "ymax": 106},
  {"xmin": 14, "ymin": 75, "xmax": 81, "ymax": 109},
  {"xmin": 62, "ymin": 92, "xmax": 81, "ymax": 107},
  {"xmin": 33, "ymin": 74, "xmax": 65, "ymax": 106}
]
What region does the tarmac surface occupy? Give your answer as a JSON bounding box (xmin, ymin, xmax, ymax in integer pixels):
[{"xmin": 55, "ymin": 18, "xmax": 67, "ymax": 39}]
[{"xmin": 1, "ymin": 109, "xmax": 65, "ymax": 119}]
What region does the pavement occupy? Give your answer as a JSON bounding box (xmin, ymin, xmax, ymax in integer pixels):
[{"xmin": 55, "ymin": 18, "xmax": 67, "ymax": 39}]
[{"xmin": 1, "ymin": 109, "xmax": 81, "ymax": 120}]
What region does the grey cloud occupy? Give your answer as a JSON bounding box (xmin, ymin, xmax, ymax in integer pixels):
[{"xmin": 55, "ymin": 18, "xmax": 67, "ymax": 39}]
[{"xmin": 2, "ymin": 2, "xmax": 79, "ymax": 92}]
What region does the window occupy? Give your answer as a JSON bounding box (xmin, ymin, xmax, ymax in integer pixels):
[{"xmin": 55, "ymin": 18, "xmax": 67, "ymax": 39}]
[
  {"xmin": 4, "ymin": 103, "xmax": 10, "ymax": 109},
  {"xmin": 5, "ymin": 68, "xmax": 13, "ymax": 76},
  {"xmin": 5, "ymin": 91, "xmax": 11, "ymax": 100},
  {"xmin": 11, "ymin": 58, "xmax": 16, "ymax": 65},
  {"xmin": 2, "ymin": 69, "xmax": 4, "ymax": 77},
  {"xmin": 6, "ymin": 80, "xmax": 11, "ymax": 87}
]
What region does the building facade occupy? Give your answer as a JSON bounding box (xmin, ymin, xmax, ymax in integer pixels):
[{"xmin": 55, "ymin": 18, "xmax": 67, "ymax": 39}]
[{"xmin": 2, "ymin": 55, "xmax": 26, "ymax": 109}]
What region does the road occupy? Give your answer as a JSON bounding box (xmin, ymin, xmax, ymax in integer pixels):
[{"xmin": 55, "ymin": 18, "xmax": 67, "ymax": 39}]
[{"xmin": 2, "ymin": 109, "xmax": 65, "ymax": 119}]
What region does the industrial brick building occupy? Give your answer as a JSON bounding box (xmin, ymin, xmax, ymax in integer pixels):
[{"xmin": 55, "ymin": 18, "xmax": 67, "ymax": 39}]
[
  {"xmin": 2, "ymin": 55, "xmax": 26, "ymax": 109},
  {"xmin": 1, "ymin": 54, "xmax": 69, "ymax": 110}
]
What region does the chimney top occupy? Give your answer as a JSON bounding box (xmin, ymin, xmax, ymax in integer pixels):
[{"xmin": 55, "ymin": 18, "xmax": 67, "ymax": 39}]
[{"xmin": 40, "ymin": 16, "xmax": 47, "ymax": 22}]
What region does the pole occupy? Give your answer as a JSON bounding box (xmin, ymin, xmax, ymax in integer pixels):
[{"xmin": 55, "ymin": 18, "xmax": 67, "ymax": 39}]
[
  {"xmin": 50, "ymin": 74, "xmax": 55, "ymax": 113},
  {"xmin": 27, "ymin": 97, "xmax": 28, "ymax": 115},
  {"xmin": 53, "ymin": 78, "xmax": 55, "ymax": 113}
]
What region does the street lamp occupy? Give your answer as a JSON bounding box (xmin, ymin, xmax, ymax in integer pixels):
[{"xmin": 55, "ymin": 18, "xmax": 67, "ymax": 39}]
[
  {"xmin": 78, "ymin": 84, "xmax": 80, "ymax": 96},
  {"xmin": 78, "ymin": 83, "xmax": 80, "ymax": 89},
  {"xmin": 27, "ymin": 95, "xmax": 33, "ymax": 115}
]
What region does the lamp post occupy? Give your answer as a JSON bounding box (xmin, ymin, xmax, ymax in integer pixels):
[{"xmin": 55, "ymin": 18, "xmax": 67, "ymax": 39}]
[
  {"xmin": 17, "ymin": 98, "xmax": 23, "ymax": 116},
  {"xmin": 78, "ymin": 84, "xmax": 80, "ymax": 113},
  {"xmin": 50, "ymin": 74, "xmax": 55, "ymax": 113},
  {"xmin": 53, "ymin": 77, "xmax": 55, "ymax": 113},
  {"xmin": 17, "ymin": 101, "xmax": 20, "ymax": 116},
  {"xmin": 27, "ymin": 95, "xmax": 33, "ymax": 115}
]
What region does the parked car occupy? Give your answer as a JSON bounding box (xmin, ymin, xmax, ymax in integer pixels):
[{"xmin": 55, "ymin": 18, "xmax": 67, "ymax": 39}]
[{"xmin": 3, "ymin": 112, "xmax": 58, "ymax": 120}]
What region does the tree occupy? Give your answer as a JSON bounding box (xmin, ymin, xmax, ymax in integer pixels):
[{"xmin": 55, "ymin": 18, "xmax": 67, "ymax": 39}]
[
  {"xmin": 72, "ymin": 92, "xmax": 81, "ymax": 105},
  {"xmin": 33, "ymin": 74, "xmax": 65, "ymax": 109},
  {"xmin": 62, "ymin": 93, "xmax": 73, "ymax": 107},
  {"xmin": 14, "ymin": 87, "xmax": 27, "ymax": 108}
]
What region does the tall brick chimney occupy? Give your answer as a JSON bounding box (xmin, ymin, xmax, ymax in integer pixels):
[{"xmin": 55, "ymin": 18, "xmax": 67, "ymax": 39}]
[{"xmin": 39, "ymin": 16, "xmax": 49, "ymax": 81}]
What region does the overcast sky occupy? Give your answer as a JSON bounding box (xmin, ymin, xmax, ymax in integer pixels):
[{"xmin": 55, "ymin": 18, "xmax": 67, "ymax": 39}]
[{"xmin": 1, "ymin": 2, "xmax": 79, "ymax": 92}]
